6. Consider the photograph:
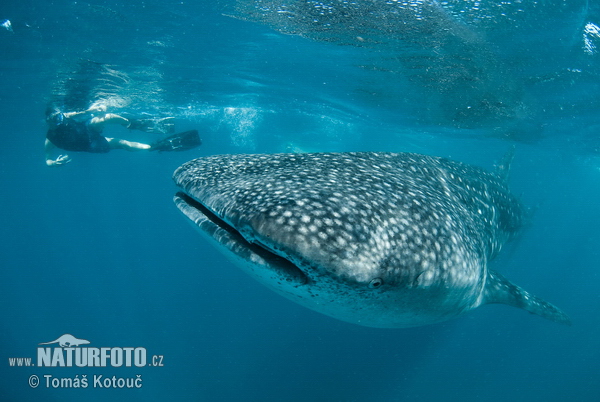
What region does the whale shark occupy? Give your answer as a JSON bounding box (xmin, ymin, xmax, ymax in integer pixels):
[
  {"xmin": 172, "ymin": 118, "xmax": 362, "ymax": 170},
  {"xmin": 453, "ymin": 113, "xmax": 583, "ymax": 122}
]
[{"xmin": 172, "ymin": 152, "xmax": 570, "ymax": 328}]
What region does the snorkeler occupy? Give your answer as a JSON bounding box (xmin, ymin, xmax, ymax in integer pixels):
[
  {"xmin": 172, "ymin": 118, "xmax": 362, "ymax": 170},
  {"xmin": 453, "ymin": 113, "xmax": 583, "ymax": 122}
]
[
  {"xmin": 44, "ymin": 105, "xmax": 200, "ymax": 166},
  {"xmin": 45, "ymin": 105, "xmax": 150, "ymax": 166}
]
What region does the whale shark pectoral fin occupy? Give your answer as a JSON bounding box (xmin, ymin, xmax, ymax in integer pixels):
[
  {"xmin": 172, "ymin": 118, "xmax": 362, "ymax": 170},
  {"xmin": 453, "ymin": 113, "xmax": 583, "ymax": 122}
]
[
  {"xmin": 483, "ymin": 270, "xmax": 571, "ymax": 325},
  {"xmin": 494, "ymin": 145, "xmax": 515, "ymax": 183}
]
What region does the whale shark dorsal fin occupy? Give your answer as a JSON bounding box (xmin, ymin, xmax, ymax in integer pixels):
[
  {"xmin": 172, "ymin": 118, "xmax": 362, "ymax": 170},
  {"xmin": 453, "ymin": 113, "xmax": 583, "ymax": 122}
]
[{"xmin": 483, "ymin": 270, "xmax": 571, "ymax": 325}]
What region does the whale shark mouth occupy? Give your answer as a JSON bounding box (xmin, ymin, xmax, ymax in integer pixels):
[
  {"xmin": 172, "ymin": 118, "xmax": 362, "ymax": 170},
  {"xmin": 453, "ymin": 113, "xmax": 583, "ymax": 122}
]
[{"xmin": 174, "ymin": 192, "xmax": 309, "ymax": 286}]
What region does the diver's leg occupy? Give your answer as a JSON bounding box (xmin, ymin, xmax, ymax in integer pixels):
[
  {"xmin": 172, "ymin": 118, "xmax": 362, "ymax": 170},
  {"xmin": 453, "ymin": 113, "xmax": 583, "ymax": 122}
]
[{"xmin": 106, "ymin": 137, "xmax": 151, "ymax": 151}]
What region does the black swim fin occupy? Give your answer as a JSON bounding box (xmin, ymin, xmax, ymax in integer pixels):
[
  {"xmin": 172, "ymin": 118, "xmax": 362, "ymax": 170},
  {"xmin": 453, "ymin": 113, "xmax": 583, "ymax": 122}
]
[{"xmin": 151, "ymin": 130, "xmax": 202, "ymax": 152}]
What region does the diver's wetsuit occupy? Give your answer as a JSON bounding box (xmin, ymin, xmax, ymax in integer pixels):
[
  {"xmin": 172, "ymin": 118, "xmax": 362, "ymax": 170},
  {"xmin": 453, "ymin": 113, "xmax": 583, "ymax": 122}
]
[{"xmin": 46, "ymin": 113, "xmax": 111, "ymax": 153}]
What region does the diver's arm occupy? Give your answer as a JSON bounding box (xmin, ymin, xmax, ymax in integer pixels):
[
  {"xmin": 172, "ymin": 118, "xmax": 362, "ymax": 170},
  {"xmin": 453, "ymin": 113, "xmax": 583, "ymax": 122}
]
[
  {"xmin": 61, "ymin": 110, "xmax": 89, "ymax": 119},
  {"xmin": 44, "ymin": 138, "xmax": 55, "ymax": 164},
  {"xmin": 45, "ymin": 139, "xmax": 71, "ymax": 167},
  {"xmin": 62, "ymin": 105, "xmax": 107, "ymax": 120},
  {"xmin": 94, "ymin": 113, "xmax": 130, "ymax": 126}
]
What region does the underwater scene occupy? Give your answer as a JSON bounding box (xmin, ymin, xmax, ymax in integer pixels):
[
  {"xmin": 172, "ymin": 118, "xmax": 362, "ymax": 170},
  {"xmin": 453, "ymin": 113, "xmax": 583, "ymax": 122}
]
[{"xmin": 1, "ymin": 0, "xmax": 599, "ymax": 401}]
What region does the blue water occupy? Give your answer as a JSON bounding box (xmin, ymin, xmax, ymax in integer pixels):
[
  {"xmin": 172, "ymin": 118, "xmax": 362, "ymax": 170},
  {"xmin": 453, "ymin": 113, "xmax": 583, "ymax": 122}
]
[{"xmin": 1, "ymin": 0, "xmax": 599, "ymax": 401}]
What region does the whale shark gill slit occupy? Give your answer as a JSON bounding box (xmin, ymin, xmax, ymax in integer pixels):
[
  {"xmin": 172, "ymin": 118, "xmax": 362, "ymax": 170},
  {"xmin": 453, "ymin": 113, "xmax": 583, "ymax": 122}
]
[{"xmin": 174, "ymin": 192, "xmax": 309, "ymax": 285}]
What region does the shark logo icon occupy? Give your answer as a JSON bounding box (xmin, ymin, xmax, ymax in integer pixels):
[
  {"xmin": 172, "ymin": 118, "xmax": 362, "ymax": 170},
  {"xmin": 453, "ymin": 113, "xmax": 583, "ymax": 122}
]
[{"xmin": 38, "ymin": 334, "xmax": 90, "ymax": 347}]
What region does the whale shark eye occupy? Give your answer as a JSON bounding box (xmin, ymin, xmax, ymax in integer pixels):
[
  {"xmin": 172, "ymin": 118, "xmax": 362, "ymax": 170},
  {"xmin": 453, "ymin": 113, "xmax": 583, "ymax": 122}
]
[{"xmin": 368, "ymin": 278, "xmax": 383, "ymax": 289}]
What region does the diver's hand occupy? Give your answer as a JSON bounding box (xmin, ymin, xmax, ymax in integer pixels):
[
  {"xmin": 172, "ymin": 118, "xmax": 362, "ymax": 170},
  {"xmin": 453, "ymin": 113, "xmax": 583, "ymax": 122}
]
[
  {"xmin": 54, "ymin": 154, "xmax": 72, "ymax": 165},
  {"xmin": 47, "ymin": 154, "xmax": 72, "ymax": 167}
]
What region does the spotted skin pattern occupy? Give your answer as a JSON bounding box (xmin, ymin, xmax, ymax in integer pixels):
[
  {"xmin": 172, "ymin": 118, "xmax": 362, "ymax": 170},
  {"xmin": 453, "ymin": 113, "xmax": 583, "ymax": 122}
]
[{"xmin": 173, "ymin": 152, "xmax": 570, "ymax": 328}]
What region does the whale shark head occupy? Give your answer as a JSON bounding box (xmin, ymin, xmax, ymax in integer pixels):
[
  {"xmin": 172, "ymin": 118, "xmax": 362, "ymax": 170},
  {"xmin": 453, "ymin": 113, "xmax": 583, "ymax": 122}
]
[{"xmin": 173, "ymin": 152, "xmax": 570, "ymax": 328}]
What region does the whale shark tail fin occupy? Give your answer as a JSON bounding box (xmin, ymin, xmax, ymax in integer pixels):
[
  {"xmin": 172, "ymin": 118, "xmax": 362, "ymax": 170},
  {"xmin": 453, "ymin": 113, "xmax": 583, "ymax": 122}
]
[
  {"xmin": 483, "ymin": 270, "xmax": 571, "ymax": 325},
  {"xmin": 151, "ymin": 130, "xmax": 202, "ymax": 152}
]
